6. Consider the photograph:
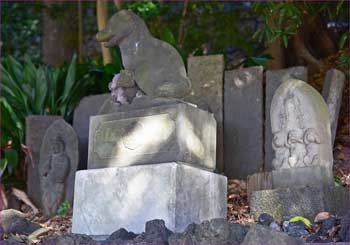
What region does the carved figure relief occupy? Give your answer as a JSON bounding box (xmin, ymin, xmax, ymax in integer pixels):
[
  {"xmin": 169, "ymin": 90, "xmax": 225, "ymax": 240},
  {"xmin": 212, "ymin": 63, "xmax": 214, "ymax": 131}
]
[
  {"xmin": 270, "ymin": 79, "xmax": 332, "ymax": 171},
  {"xmin": 38, "ymin": 119, "xmax": 78, "ymax": 217},
  {"xmin": 39, "ymin": 137, "xmax": 70, "ymax": 216}
]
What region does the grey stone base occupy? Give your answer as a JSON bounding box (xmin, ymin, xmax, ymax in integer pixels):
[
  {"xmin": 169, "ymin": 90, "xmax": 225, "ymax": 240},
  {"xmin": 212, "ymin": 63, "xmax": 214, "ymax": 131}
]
[
  {"xmin": 250, "ymin": 185, "xmax": 350, "ymax": 221},
  {"xmin": 89, "ymin": 102, "xmax": 216, "ymax": 170},
  {"xmin": 72, "ymin": 162, "xmax": 227, "ymax": 236},
  {"xmin": 247, "ymin": 166, "xmax": 334, "ymax": 196}
]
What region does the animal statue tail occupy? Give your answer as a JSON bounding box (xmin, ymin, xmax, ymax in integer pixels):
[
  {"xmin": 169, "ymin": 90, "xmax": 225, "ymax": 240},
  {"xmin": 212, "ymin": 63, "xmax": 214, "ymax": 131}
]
[{"xmin": 155, "ymin": 77, "xmax": 192, "ymax": 98}]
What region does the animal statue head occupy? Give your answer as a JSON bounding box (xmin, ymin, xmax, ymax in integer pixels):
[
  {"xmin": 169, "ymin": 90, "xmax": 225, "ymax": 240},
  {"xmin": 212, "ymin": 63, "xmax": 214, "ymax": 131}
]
[{"xmin": 96, "ymin": 10, "xmax": 145, "ymax": 48}]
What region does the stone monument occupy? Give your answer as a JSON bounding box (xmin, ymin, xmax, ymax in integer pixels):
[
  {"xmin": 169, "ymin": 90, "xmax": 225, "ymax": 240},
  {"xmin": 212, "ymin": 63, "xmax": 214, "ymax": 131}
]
[
  {"xmin": 39, "ymin": 119, "xmax": 78, "ymax": 217},
  {"xmin": 248, "ymin": 79, "xmax": 339, "ymax": 220},
  {"xmin": 72, "ymin": 10, "xmax": 227, "ymax": 237}
]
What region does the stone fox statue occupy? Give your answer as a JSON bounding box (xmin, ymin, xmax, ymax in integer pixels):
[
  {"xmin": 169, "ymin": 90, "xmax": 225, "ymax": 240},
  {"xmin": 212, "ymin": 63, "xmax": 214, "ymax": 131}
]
[{"xmin": 96, "ymin": 10, "xmax": 191, "ymax": 98}]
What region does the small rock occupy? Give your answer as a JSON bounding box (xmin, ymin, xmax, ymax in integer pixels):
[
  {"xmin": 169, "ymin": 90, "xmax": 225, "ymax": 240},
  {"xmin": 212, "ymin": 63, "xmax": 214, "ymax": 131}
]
[
  {"xmin": 144, "ymin": 219, "xmax": 173, "ymax": 244},
  {"xmin": 242, "ymin": 224, "xmax": 304, "ymax": 244},
  {"xmin": 103, "ymin": 228, "xmax": 138, "ymax": 244},
  {"xmin": 270, "ymin": 221, "xmax": 281, "ymax": 231},
  {"xmin": 319, "ymin": 217, "xmax": 337, "ymax": 236},
  {"xmin": 314, "ymin": 211, "xmax": 331, "ymax": 223},
  {"xmin": 0, "ymin": 237, "xmax": 25, "ymax": 244},
  {"xmin": 340, "ymin": 213, "xmax": 350, "ymax": 242},
  {"xmin": 258, "ymin": 213, "xmax": 274, "ymax": 226},
  {"xmin": 42, "ymin": 233, "xmax": 96, "ymax": 244},
  {"xmin": 282, "ymin": 221, "xmax": 289, "ymax": 232},
  {"xmin": 285, "ymin": 220, "xmax": 309, "ymax": 237},
  {"xmin": 168, "ymin": 219, "xmax": 248, "ymax": 244},
  {"xmin": 0, "ymin": 209, "xmax": 41, "ymax": 236}
]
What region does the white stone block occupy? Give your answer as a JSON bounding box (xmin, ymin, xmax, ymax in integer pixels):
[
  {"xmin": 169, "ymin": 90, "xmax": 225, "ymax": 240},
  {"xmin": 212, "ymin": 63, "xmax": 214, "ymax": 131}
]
[{"xmin": 72, "ymin": 163, "xmax": 227, "ymax": 236}]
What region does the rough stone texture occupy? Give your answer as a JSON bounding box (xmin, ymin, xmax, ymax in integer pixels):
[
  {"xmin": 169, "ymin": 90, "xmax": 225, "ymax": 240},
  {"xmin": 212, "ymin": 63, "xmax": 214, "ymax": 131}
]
[
  {"xmin": 25, "ymin": 115, "xmax": 62, "ymax": 208},
  {"xmin": 322, "ymin": 69, "xmax": 345, "ymax": 145},
  {"xmin": 96, "ymin": 10, "xmax": 191, "ymax": 98},
  {"xmin": 250, "ymin": 185, "xmax": 350, "ymax": 222},
  {"xmin": 242, "ymin": 224, "xmax": 304, "ymax": 244},
  {"xmin": 265, "ymin": 67, "xmax": 307, "ymax": 171},
  {"xmin": 169, "ymin": 218, "xmax": 248, "ymax": 245},
  {"xmin": 270, "ymin": 79, "xmax": 333, "ymax": 184},
  {"xmin": 144, "ymin": 219, "xmax": 173, "ymax": 244},
  {"xmin": 0, "ymin": 209, "xmax": 41, "ymax": 238},
  {"xmin": 224, "ymin": 66, "xmax": 263, "ymax": 179},
  {"xmin": 42, "ymin": 233, "xmax": 96, "ymax": 244},
  {"xmin": 103, "ymin": 228, "xmax": 137, "ymax": 244},
  {"xmin": 248, "ymin": 165, "xmax": 334, "ymax": 194},
  {"xmin": 98, "ymin": 95, "xmax": 186, "ymax": 115},
  {"xmin": 73, "ymin": 93, "xmax": 110, "ymax": 170},
  {"xmin": 89, "ymin": 103, "xmax": 216, "ymax": 170},
  {"xmin": 72, "ymin": 163, "xmax": 227, "ymax": 236},
  {"xmin": 340, "ymin": 210, "xmax": 350, "ymax": 242},
  {"xmin": 186, "ymin": 55, "xmax": 224, "ymax": 172},
  {"xmin": 39, "ymin": 119, "xmax": 78, "ymax": 216}
]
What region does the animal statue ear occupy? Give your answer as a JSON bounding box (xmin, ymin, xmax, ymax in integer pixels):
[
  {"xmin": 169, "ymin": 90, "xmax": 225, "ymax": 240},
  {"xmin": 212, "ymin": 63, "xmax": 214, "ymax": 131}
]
[{"xmin": 119, "ymin": 10, "xmax": 134, "ymax": 21}]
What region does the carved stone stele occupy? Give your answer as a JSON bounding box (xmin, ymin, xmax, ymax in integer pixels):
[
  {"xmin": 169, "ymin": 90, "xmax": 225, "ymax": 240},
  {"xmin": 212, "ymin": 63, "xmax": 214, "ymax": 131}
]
[
  {"xmin": 270, "ymin": 79, "xmax": 333, "ymax": 174},
  {"xmin": 38, "ymin": 119, "xmax": 78, "ymax": 217}
]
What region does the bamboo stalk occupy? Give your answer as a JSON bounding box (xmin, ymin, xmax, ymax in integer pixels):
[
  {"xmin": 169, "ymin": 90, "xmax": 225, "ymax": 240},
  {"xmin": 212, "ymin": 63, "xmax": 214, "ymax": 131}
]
[{"xmin": 97, "ymin": 0, "xmax": 112, "ymax": 65}]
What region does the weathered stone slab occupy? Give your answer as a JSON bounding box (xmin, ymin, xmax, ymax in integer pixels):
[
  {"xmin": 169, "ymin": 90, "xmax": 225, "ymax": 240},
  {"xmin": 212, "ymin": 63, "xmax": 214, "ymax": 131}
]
[
  {"xmin": 26, "ymin": 115, "xmax": 62, "ymax": 208},
  {"xmin": 270, "ymin": 79, "xmax": 333, "ymax": 176},
  {"xmin": 98, "ymin": 95, "xmax": 186, "ymax": 115},
  {"xmin": 322, "ymin": 69, "xmax": 345, "ymax": 145},
  {"xmin": 89, "ymin": 103, "xmax": 216, "ymax": 170},
  {"xmin": 72, "ymin": 163, "xmax": 227, "ymax": 236},
  {"xmin": 186, "ymin": 55, "xmax": 224, "ymax": 172},
  {"xmin": 247, "ymin": 166, "xmax": 334, "ymax": 197},
  {"xmin": 73, "ymin": 93, "xmax": 110, "ymax": 170},
  {"xmin": 250, "ymin": 185, "xmax": 350, "ymax": 222},
  {"xmin": 265, "ymin": 67, "xmax": 307, "ymax": 171},
  {"xmin": 224, "ymin": 66, "xmax": 263, "ymax": 179},
  {"xmin": 39, "ymin": 119, "xmax": 78, "ymax": 216}
]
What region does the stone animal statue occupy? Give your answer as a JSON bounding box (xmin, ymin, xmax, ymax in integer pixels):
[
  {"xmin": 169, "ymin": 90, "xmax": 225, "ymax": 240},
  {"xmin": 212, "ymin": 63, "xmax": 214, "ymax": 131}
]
[{"xmin": 96, "ymin": 10, "xmax": 191, "ymax": 98}]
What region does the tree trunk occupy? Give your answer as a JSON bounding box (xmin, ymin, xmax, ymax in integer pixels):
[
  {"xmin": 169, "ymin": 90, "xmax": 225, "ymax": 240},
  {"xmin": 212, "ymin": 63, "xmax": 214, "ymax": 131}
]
[
  {"xmin": 97, "ymin": 0, "xmax": 112, "ymax": 65},
  {"xmin": 78, "ymin": 0, "xmax": 83, "ymax": 63},
  {"xmin": 42, "ymin": 1, "xmax": 78, "ymax": 66},
  {"xmin": 266, "ymin": 38, "xmax": 285, "ymax": 70}
]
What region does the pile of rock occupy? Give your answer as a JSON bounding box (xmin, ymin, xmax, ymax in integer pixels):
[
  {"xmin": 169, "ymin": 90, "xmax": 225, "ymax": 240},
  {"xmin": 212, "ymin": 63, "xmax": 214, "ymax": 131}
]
[
  {"xmin": 0, "ymin": 218, "xmax": 306, "ymax": 244},
  {"xmin": 256, "ymin": 211, "xmax": 350, "ymax": 243}
]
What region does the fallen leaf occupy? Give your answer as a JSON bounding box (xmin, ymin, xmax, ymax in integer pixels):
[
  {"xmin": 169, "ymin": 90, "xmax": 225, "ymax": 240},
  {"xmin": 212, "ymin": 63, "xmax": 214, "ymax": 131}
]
[
  {"xmin": 27, "ymin": 227, "xmax": 50, "ymax": 244},
  {"xmin": 314, "ymin": 212, "xmax": 331, "ymax": 223},
  {"xmin": 11, "ymin": 187, "xmax": 39, "ymax": 214},
  {"xmin": 337, "ymin": 153, "xmax": 348, "ymax": 160}
]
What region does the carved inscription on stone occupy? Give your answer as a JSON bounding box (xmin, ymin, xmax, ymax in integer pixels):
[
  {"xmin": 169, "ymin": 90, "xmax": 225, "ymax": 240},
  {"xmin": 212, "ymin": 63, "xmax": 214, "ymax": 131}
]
[
  {"xmin": 271, "ymin": 79, "xmax": 332, "ymax": 171},
  {"xmin": 93, "ymin": 114, "xmax": 176, "ymax": 159}
]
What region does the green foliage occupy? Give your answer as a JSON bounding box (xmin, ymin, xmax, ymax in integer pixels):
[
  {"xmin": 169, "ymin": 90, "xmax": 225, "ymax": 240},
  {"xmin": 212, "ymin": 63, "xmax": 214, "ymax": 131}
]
[
  {"xmin": 88, "ymin": 47, "xmax": 124, "ymax": 91},
  {"xmin": 1, "ymin": 2, "xmax": 44, "ymax": 62},
  {"xmin": 125, "ymin": 1, "xmax": 162, "ymax": 20},
  {"xmin": 0, "ymin": 54, "xmax": 96, "ymax": 183},
  {"xmin": 57, "ymin": 201, "xmax": 71, "ymax": 216},
  {"xmin": 253, "ymin": 2, "xmax": 302, "ymax": 48},
  {"xmin": 253, "ymin": 1, "xmax": 349, "ymax": 48},
  {"xmin": 338, "ymin": 32, "xmax": 349, "ymax": 69}
]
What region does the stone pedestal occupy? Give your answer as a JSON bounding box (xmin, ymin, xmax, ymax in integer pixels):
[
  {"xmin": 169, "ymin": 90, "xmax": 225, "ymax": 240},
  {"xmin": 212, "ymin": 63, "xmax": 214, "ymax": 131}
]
[
  {"xmin": 72, "ymin": 163, "xmax": 227, "ymax": 236},
  {"xmin": 250, "ymin": 185, "xmax": 350, "ymax": 221},
  {"xmin": 88, "ymin": 103, "xmax": 216, "ymax": 170}
]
